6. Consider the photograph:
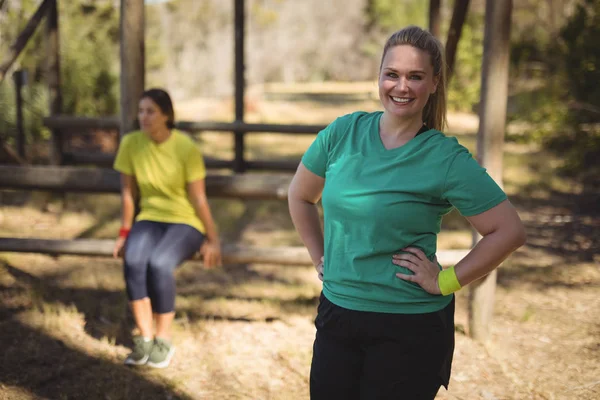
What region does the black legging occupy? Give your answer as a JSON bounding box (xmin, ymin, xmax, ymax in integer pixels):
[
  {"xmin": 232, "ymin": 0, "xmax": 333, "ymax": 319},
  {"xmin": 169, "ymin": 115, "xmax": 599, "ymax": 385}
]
[
  {"xmin": 310, "ymin": 293, "xmax": 455, "ymax": 400},
  {"xmin": 123, "ymin": 220, "xmax": 204, "ymax": 314}
]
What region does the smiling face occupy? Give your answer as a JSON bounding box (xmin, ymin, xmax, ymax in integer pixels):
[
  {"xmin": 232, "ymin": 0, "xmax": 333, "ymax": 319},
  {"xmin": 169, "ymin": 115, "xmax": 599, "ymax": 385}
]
[
  {"xmin": 378, "ymin": 45, "xmax": 439, "ymax": 123},
  {"xmin": 138, "ymin": 97, "xmax": 170, "ymax": 135}
]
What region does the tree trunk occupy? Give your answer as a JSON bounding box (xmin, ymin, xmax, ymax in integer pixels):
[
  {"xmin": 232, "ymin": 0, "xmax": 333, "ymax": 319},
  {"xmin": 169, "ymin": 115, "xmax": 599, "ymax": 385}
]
[
  {"xmin": 469, "ymin": 0, "xmax": 513, "ymax": 343},
  {"xmin": 429, "ymin": 0, "xmax": 442, "ymax": 38},
  {"xmin": 119, "ymin": 0, "xmax": 145, "ymax": 137},
  {"xmin": 47, "ymin": 0, "xmax": 62, "ymax": 165},
  {"xmin": 445, "ymin": 0, "xmax": 471, "ymax": 82}
]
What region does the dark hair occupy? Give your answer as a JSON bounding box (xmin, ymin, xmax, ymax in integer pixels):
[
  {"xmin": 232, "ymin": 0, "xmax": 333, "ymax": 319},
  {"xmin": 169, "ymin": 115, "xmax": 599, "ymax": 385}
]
[
  {"xmin": 380, "ymin": 26, "xmax": 447, "ymax": 131},
  {"xmin": 135, "ymin": 88, "xmax": 175, "ymax": 129}
]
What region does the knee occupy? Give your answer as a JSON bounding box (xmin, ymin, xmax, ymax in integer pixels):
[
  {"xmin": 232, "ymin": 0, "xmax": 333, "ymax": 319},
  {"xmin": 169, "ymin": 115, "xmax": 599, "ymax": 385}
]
[
  {"xmin": 123, "ymin": 250, "xmax": 146, "ymax": 277},
  {"xmin": 147, "ymin": 255, "xmax": 175, "ymax": 279}
]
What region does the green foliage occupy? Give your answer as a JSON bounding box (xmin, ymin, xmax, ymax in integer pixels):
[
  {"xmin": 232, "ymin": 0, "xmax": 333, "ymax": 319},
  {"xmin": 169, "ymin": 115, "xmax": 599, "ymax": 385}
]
[
  {"xmin": 559, "ymin": 0, "xmax": 600, "ymax": 122},
  {"xmin": 510, "ymin": 0, "xmax": 600, "ymax": 184},
  {"xmin": 446, "ymin": 13, "xmax": 484, "ymax": 112},
  {"xmin": 365, "ymin": 0, "xmax": 427, "ymax": 31},
  {"xmin": 0, "ymin": 0, "xmax": 120, "ymax": 145},
  {"xmin": 549, "ymin": 0, "xmax": 600, "ymax": 182},
  {"xmin": 58, "ymin": 1, "xmax": 119, "ymax": 116}
]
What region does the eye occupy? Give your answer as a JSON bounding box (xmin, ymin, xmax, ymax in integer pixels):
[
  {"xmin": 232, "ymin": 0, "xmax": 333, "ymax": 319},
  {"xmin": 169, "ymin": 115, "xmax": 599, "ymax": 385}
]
[
  {"xmin": 409, "ymin": 75, "xmax": 423, "ymax": 80},
  {"xmin": 386, "ymin": 72, "xmax": 398, "ymax": 78}
]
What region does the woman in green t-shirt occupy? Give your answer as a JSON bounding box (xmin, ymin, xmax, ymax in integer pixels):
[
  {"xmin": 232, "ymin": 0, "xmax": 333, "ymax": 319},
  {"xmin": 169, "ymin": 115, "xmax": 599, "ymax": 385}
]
[
  {"xmin": 288, "ymin": 26, "xmax": 527, "ymax": 399},
  {"xmin": 113, "ymin": 88, "xmax": 222, "ymax": 368}
]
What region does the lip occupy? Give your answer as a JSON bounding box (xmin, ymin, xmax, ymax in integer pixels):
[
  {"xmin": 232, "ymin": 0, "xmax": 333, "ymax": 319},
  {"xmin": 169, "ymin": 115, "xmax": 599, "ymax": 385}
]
[{"xmin": 389, "ymin": 96, "xmax": 415, "ymax": 106}]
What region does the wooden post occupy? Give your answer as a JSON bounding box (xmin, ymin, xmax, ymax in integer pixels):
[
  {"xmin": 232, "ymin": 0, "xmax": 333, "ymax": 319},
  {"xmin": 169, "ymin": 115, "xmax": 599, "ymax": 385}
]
[
  {"xmin": 445, "ymin": 0, "xmax": 471, "ymax": 82},
  {"xmin": 469, "ymin": 0, "xmax": 512, "ymax": 342},
  {"xmin": 429, "ymin": 0, "xmax": 442, "ymax": 38},
  {"xmin": 46, "ymin": 0, "xmax": 62, "ymax": 165},
  {"xmin": 13, "ymin": 70, "xmax": 26, "ymax": 159},
  {"xmin": 120, "ymin": 0, "xmax": 145, "ymax": 137},
  {"xmin": 0, "ymin": 0, "xmax": 52, "ymax": 83},
  {"xmin": 233, "ymin": 0, "xmax": 246, "ymax": 173}
]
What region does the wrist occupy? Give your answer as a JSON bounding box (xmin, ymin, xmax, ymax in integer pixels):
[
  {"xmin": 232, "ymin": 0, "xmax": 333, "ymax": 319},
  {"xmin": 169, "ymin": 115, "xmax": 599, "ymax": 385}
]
[
  {"xmin": 118, "ymin": 227, "xmax": 131, "ymax": 239},
  {"xmin": 438, "ymin": 266, "xmax": 462, "ymax": 296},
  {"xmin": 206, "ymin": 235, "xmax": 220, "ymax": 244}
]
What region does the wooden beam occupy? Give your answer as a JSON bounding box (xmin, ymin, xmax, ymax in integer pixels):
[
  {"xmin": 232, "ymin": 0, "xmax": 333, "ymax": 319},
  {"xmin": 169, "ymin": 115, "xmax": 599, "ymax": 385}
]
[
  {"xmin": 42, "ymin": 116, "xmax": 326, "ymax": 134},
  {"xmin": 46, "ymin": 0, "xmax": 63, "ymax": 165},
  {"xmin": 0, "ymin": 0, "xmax": 53, "ymax": 82},
  {"xmin": 0, "ymin": 237, "xmax": 469, "ymax": 267},
  {"xmin": 445, "ymin": 0, "xmax": 471, "ymax": 82},
  {"xmin": 120, "ymin": 0, "xmax": 145, "ymax": 136},
  {"xmin": 429, "ymin": 0, "xmax": 442, "ymax": 38},
  {"xmin": 0, "ymin": 165, "xmax": 292, "ymax": 199},
  {"xmin": 62, "ymin": 151, "xmax": 236, "ymax": 169},
  {"xmin": 61, "ymin": 151, "xmax": 299, "ymax": 171},
  {"xmin": 233, "ymin": 0, "xmax": 246, "ymax": 172},
  {"xmin": 469, "ymin": 0, "xmax": 513, "ymax": 342},
  {"xmin": 13, "ymin": 70, "xmax": 26, "ymax": 158}
]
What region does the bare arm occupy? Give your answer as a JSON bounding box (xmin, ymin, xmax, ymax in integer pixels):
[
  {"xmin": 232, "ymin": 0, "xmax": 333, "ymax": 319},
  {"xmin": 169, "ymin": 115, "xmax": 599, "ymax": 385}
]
[
  {"xmin": 188, "ymin": 179, "xmax": 222, "ymax": 267},
  {"xmin": 119, "ymin": 173, "xmax": 138, "ymax": 229},
  {"xmin": 288, "ymin": 163, "xmax": 325, "ymax": 266},
  {"xmin": 394, "ymin": 199, "xmax": 526, "ymax": 294},
  {"xmin": 454, "ymin": 199, "xmax": 527, "ymax": 286},
  {"xmin": 113, "ymin": 173, "xmax": 137, "ymax": 258}
]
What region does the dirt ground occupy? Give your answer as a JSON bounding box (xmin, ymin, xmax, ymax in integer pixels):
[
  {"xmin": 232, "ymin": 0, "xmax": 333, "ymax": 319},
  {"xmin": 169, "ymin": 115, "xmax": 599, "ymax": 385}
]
[{"xmin": 0, "ymin": 94, "xmax": 599, "ymax": 399}]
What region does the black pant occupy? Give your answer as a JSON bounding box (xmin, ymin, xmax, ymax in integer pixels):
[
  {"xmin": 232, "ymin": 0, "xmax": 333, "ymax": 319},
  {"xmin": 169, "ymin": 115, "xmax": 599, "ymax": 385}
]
[
  {"xmin": 310, "ymin": 293, "xmax": 455, "ymax": 400},
  {"xmin": 123, "ymin": 220, "xmax": 204, "ymax": 314}
]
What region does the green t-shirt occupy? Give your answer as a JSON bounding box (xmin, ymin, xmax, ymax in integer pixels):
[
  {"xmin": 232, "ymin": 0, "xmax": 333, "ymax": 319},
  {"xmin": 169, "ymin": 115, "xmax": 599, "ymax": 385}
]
[
  {"xmin": 113, "ymin": 130, "xmax": 207, "ymax": 233},
  {"xmin": 302, "ymin": 111, "xmax": 507, "ymax": 314}
]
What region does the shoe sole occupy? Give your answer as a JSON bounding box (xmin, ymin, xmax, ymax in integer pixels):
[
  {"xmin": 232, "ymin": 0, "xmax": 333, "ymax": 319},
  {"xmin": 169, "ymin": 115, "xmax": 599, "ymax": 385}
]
[
  {"xmin": 147, "ymin": 346, "xmax": 176, "ymax": 369},
  {"xmin": 124, "ymin": 354, "xmax": 149, "ymax": 366}
]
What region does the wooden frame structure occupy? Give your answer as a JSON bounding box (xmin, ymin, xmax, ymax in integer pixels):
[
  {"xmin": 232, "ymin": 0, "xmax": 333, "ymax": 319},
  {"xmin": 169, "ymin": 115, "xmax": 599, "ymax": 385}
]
[{"xmin": 0, "ymin": 0, "xmax": 513, "ymax": 341}]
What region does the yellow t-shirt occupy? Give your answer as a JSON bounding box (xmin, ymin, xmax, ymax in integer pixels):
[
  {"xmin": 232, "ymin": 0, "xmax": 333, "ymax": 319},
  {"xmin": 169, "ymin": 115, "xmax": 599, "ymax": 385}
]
[{"xmin": 113, "ymin": 130, "xmax": 206, "ymax": 233}]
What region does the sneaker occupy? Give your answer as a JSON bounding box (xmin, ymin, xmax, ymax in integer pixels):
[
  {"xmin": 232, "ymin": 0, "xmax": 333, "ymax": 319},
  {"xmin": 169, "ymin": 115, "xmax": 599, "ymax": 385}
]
[
  {"xmin": 147, "ymin": 337, "xmax": 176, "ymax": 368},
  {"xmin": 124, "ymin": 336, "xmax": 153, "ymax": 366}
]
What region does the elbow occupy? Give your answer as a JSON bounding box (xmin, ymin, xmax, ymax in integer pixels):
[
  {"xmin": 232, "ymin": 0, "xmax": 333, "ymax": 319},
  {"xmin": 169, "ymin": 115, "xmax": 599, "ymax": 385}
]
[{"xmin": 513, "ymin": 223, "xmax": 527, "ymax": 249}]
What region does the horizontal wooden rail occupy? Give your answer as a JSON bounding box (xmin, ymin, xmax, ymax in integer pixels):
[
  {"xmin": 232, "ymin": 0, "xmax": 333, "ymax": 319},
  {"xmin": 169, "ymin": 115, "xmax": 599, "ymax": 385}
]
[
  {"xmin": 0, "ymin": 165, "xmax": 291, "ymax": 199},
  {"xmin": 0, "ymin": 238, "xmax": 470, "ymax": 266},
  {"xmin": 43, "ymin": 115, "xmax": 326, "ymax": 135},
  {"xmin": 0, "ymin": 238, "xmax": 313, "ymax": 266},
  {"xmin": 62, "ymin": 152, "xmax": 300, "ymax": 171}
]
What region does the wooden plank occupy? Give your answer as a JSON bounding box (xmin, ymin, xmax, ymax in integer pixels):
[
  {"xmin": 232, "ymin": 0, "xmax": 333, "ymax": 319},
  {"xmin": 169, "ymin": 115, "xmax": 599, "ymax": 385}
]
[
  {"xmin": 120, "ymin": 0, "xmax": 145, "ymax": 136},
  {"xmin": 0, "ymin": 165, "xmax": 291, "ymax": 199},
  {"xmin": 0, "ymin": 0, "xmax": 53, "ymax": 82},
  {"xmin": 42, "ymin": 116, "xmax": 326, "ymax": 134},
  {"xmin": 469, "ymin": 0, "xmax": 513, "ymax": 342},
  {"xmin": 233, "ymin": 0, "xmax": 246, "ymax": 172},
  {"xmin": 61, "ymin": 151, "xmax": 299, "ymax": 171},
  {"xmin": 0, "ymin": 237, "xmax": 469, "ymax": 267},
  {"xmin": 62, "ymin": 151, "xmax": 235, "ymax": 169}
]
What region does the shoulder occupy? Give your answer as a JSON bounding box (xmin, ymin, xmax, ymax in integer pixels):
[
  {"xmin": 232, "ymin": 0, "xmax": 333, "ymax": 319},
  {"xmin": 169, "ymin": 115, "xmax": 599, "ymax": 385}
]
[
  {"xmin": 323, "ymin": 111, "xmax": 380, "ymax": 141},
  {"xmin": 119, "ymin": 130, "xmax": 144, "ymax": 148},
  {"xmin": 172, "ymin": 130, "xmax": 200, "ymax": 155},
  {"xmin": 331, "ymin": 111, "xmax": 378, "ymax": 129},
  {"xmin": 171, "ymin": 130, "xmax": 195, "ymax": 146},
  {"xmin": 423, "ymin": 130, "xmax": 472, "ymax": 159}
]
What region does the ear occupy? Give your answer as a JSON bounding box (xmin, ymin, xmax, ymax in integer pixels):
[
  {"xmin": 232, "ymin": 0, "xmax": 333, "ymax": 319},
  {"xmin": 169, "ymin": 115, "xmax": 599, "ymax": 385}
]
[{"xmin": 431, "ymin": 74, "xmax": 440, "ymax": 94}]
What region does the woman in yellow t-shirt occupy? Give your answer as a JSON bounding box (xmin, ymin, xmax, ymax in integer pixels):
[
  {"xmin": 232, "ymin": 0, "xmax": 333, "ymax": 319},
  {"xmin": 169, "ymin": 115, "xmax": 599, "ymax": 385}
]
[{"xmin": 113, "ymin": 88, "xmax": 221, "ymax": 368}]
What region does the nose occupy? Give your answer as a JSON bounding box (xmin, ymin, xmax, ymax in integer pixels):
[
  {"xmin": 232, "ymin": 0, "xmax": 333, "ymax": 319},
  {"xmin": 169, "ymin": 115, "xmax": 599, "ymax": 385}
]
[{"xmin": 397, "ymin": 77, "xmax": 409, "ymax": 91}]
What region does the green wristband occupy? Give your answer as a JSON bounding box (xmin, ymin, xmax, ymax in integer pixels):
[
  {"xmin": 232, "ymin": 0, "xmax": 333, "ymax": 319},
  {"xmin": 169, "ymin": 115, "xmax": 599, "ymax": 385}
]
[{"xmin": 438, "ymin": 266, "xmax": 462, "ymax": 296}]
